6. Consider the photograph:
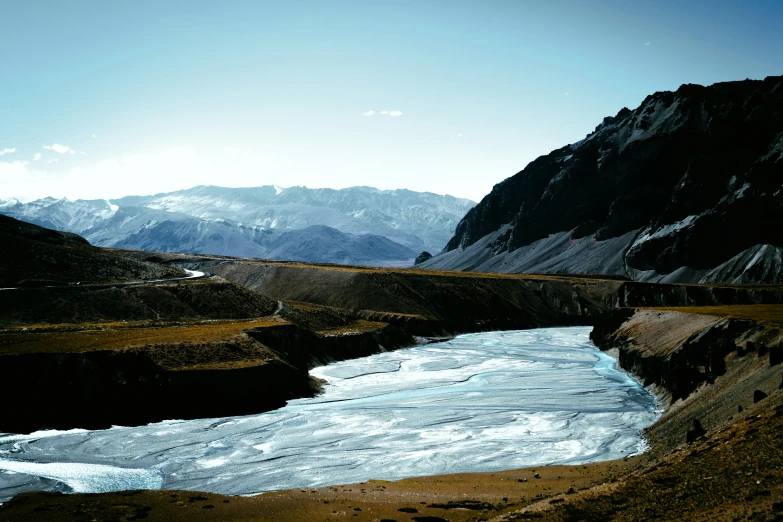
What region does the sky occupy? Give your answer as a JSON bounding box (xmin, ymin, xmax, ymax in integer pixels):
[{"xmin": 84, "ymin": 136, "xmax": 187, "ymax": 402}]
[{"xmin": 1, "ymin": 0, "xmax": 781, "ymax": 203}]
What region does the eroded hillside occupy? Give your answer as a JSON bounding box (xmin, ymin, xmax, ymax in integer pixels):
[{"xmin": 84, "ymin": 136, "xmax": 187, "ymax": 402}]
[{"xmin": 425, "ymin": 75, "xmax": 783, "ymax": 284}]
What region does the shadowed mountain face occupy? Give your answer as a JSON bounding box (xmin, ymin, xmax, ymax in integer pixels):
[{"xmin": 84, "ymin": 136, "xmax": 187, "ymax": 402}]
[
  {"xmin": 265, "ymin": 225, "xmax": 416, "ymax": 264},
  {"xmin": 0, "ymin": 214, "xmax": 183, "ymax": 287},
  {"xmin": 426, "ymin": 75, "xmax": 783, "ymax": 283},
  {"xmin": 0, "ymin": 186, "xmax": 474, "ymax": 266}
]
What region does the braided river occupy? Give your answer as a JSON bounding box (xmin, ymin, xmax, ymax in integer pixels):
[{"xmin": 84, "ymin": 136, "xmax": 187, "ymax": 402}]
[{"xmin": 0, "ymin": 327, "xmax": 658, "ymax": 502}]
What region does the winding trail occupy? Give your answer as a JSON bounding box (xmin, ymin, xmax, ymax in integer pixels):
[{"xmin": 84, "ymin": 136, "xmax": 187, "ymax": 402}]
[{"xmin": 0, "ymin": 268, "xmax": 209, "ymax": 292}]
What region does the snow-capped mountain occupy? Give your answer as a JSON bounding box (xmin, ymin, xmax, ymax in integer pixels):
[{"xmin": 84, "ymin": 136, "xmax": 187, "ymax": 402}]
[
  {"xmin": 112, "ymin": 185, "xmax": 474, "ymax": 253},
  {"xmin": 0, "ymin": 186, "xmax": 472, "ymax": 266},
  {"xmin": 423, "ymin": 75, "xmax": 783, "ymax": 284},
  {"xmin": 3, "ymin": 197, "xmax": 120, "ymax": 235}
]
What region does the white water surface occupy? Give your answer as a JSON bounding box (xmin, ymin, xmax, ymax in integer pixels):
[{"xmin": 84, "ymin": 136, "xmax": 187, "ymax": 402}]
[{"xmin": 0, "ymin": 328, "xmax": 658, "ymax": 501}]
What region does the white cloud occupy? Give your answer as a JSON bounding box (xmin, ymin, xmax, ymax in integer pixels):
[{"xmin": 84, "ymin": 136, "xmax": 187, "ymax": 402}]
[
  {"xmin": 91, "ymin": 134, "xmax": 97, "ymax": 139},
  {"xmin": 0, "ymin": 147, "xmax": 218, "ymax": 201},
  {"xmin": 1, "ymin": 148, "xmax": 209, "ymax": 201},
  {"xmin": 362, "ymin": 110, "xmax": 375, "ymax": 116},
  {"xmin": 457, "ymin": 134, "xmax": 463, "ymax": 137},
  {"xmin": 380, "ymin": 111, "xmax": 389, "ymax": 115},
  {"xmin": 223, "ymin": 147, "xmax": 241, "ymax": 154},
  {"xmin": 43, "ymin": 143, "xmax": 75, "ymax": 154},
  {"xmin": 565, "ymin": 92, "xmax": 570, "ymax": 96},
  {"xmin": 645, "ymin": 41, "xmax": 650, "ymax": 46},
  {"xmin": 0, "ymin": 148, "xmax": 16, "ymax": 156},
  {"xmin": 388, "ymin": 111, "xmax": 403, "ymax": 117},
  {"xmin": 0, "ymin": 160, "xmax": 38, "ymax": 200},
  {"xmin": 33, "ymin": 153, "xmax": 42, "ymax": 161}
]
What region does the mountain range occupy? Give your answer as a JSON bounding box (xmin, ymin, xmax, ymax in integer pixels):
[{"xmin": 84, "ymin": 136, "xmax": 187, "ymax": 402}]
[
  {"xmin": 423, "ymin": 75, "xmax": 783, "ymax": 284},
  {"xmin": 4, "ymin": 77, "xmax": 782, "ymax": 282},
  {"xmin": 0, "ymin": 186, "xmax": 475, "ymax": 266}
]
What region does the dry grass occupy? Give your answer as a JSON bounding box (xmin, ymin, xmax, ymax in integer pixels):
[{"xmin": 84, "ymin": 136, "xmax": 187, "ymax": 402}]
[
  {"xmin": 316, "ymin": 319, "xmax": 388, "ymax": 336},
  {"xmin": 0, "ymin": 318, "xmax": 286, "ymax": 355},
  {"xmin": 232, "ymin": 259, "xmax": 622, "ymax": 282},
  {"xmin": 643, "ymin": 305, "xmax": 783, "ymax": 325}
]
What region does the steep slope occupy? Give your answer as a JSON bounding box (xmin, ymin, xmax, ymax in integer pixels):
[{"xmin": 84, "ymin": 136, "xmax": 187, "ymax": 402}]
[
  {"xmin": 0, "ymin": 197, "xmax": 118, "ymax": 233},
  {"xmin": 93, "ymin": 206, "xmax": 274, "ymax": 258},
  {"xmin": 426, "ymin": 75, "xmax": 783, "ymax": 283},
  {"xmin": 0, "ymin": 214, "xmax": 183, "ymax": 287}
]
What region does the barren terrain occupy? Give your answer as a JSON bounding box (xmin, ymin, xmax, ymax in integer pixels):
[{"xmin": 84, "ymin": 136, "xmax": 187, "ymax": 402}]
[{"xmin": 3, "ymin": 246, "xmax": 783, "ymax": 520}]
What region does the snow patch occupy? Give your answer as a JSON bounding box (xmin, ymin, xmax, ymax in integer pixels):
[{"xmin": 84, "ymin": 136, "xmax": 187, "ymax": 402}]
[
  {"xmin": 735, "ymin": 182, "xmax": 751, "ymax": 199},
  {"xmin": 744, "ymin": 247, "xmax": 767, "ymax": 273},
  {"xmin": 631, "ymin": 214, "xmax": 699, "ymax": 249},
  {"xmin": 619, "ymin": 99, "xmax": 682, "ymax": 151}
]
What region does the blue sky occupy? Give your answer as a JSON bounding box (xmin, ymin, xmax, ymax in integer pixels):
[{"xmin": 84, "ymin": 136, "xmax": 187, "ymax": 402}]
[{"xmin": 1, "ymin": 0, "xmax": 781, "ymax": 202}]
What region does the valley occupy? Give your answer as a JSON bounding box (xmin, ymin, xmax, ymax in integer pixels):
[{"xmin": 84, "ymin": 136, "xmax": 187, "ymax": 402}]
[
  {"xmin": 2, "ymin": 251, "xmax": 783, "ymax": 519},
  {"xmin": 2, "ymin": 230, "xmax": 783, "ymax": 519},
  {"xmin": 2, "ymin": 75, "xmax": 783, "ymax": 521},
  {"xmin": 4, "ymin": 0, "xmax": 782, "ymax": 517}
]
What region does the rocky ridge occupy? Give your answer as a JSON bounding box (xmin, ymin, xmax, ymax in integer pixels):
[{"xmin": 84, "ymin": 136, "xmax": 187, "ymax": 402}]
[
  {"xmin": 0, "ymin": 214, "xmax": 184, "ymax": 287},
  {"xmin": 424, "ymin": 75, "xmax": 783, "ymax": 284}
]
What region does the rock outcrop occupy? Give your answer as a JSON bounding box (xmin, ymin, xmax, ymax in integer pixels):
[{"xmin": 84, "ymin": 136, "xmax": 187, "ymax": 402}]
[
  {"xmin": 414, "ymin": 251, "xmax": 433, "ymax": 265},
  {"xmin": 590, "ymin": 307, "xmax": 783, "ymax": 450}
]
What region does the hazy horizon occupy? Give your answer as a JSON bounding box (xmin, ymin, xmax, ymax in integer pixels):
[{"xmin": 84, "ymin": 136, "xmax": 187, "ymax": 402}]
[
  {"xmin": 2, "ymin": 0, "xmax": 781, "ymax": 203},
  {"xmin": 0, "ymin": 182, "xmax": 480, "ymax": 205}
]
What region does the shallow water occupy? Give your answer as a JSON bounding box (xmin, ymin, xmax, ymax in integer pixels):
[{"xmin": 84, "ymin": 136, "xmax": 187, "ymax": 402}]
[{"xmin": 0, "ymin": 328, "xmax": 658, "ymax": 501}]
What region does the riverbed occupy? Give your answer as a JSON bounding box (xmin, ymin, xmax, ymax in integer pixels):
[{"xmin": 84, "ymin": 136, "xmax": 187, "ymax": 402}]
[{"xmin": 0, "ymin": 328, "xmax": 658, "ymax": 502}]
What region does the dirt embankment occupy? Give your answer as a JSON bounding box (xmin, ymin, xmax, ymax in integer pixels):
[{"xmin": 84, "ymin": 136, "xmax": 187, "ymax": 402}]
[
  {"xmin": 590, "ymin": 308, "xmax": 783, "ymax": 454},
  {"xmin": 209, "ymin": 261, "xmax": 622, "ymax": 335},
  {"xmin": 489, "ymin": 307, "xmax": 783, "ymax": 520},
  {"xmin": 208, "ymin": 260, "xmax": 783, "ymax": 331},
  {"xmin": 0, "ymin": 310, "xmax": 415, "ymax": 433},
  {"xmin": 0, "ymin": 278, "xmax": 280, "ymax": 325},
  {"xmin": 618, "ymin": 281, "xmax": 783, "ymax": 307}
]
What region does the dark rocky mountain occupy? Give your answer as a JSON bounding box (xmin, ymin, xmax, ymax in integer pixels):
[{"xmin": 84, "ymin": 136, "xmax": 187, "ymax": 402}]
[
  {"xmin": 424, "ymin": 75, "xmax": 783, "ymax": 283},
  {"xmin": 414, "ymin": 251, "xmax": 433, "ymax": 265},
  {"xmin": 0, "ymin": 214, "xmax": 183, "ymax": 287}
]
